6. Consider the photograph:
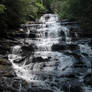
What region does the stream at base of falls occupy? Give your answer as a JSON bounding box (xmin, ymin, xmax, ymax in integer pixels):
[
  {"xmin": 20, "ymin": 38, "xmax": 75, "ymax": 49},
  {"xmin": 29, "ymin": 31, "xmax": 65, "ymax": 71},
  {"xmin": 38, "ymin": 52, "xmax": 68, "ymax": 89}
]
[{"xmin": 7, "ymin": 14, "xmax": 92, "ymax": 92}]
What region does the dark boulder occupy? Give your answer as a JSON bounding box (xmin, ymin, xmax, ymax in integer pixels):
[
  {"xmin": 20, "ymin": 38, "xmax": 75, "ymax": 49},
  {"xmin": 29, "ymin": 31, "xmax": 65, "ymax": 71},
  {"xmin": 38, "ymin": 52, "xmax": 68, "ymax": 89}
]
[
  {"xmin": 84, "ymin": 73, "xmax": 92, "ymax": 86},
  {"xmin": 61, "ymin": 79, "xmax": 83, "ymax": 92},
  {"xmin": 27, "ymin": 88, "xmax": 53, "ymax": 92},
  {"xmin": 52, "ymin": 44, "xmax": 78, "ymax": 51},
  {"xmin": 32, "ymin": 57, "xmax": 50, "ymax": 63},
  {"xmin": 21, "ymin": 44, "xmax": 36, "ymax": 57},
  {"xmin": 88, "ymin": 40, "xmax": 92, "ymax": 47},
  {"xmin": 0, "ymin": 58, "xmax": 11, "ymax": 65}
]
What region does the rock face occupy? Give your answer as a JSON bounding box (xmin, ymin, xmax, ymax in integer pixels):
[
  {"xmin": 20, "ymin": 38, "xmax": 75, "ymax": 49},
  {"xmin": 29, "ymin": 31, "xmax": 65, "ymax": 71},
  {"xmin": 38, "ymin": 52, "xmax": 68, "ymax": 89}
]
[
  {"xmin": 52, "ymin": 44, "xmax": 78, "ymax": 51},
  {"xmin": 84, "ymin": 73, "xmax": 92, "ymax": 86},
  {"xmin": 0, "ymin": 14, "xmax": 92, "ymax": 92}
]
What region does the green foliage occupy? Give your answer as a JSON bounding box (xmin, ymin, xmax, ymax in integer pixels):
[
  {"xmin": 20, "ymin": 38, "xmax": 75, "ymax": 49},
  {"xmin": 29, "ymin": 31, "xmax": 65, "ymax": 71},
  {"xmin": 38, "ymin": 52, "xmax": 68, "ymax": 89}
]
[
  {"xmin": 0, "ymin": 4, "xmax": 5, "ymax": 14},
  {"xmin": 48, "ymin": 0, "xmax": 92, "ymax": 30},
  {"xmin": 0, "ymin": 0, "xmax": 92, "ymax": 33},
  {"xmin": 0, "ymin": 0, "xmax": 46, "ymax": 31},
  {"xmin": 0, "ymin": 0, "xmax": 25, "ymax": 30},
  {"xmin": 35, "ymin": 2, "xmax": 45, "ymax": 10},
  {"xmin": 61, "ymin": 0, "xmax": 92, "ymax": 30},
  {"xmin": 21, "ymin": 0, "xmax": 46, "ymax": 20}
]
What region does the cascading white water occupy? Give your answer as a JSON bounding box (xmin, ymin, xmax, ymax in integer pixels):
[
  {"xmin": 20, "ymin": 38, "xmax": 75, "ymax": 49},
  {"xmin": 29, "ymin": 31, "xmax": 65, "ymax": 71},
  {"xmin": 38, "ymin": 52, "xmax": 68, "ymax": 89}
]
[
  {"xmin": 8, "ymin": 14, "xmax": 77, "ymax": 91},
  {"xmin": 79, "ymin": 44, "xmax": 92, "ymax": 56},
  {"xmin": 79, "ymin": 44, "xmax": 92, "ymax": 73}
]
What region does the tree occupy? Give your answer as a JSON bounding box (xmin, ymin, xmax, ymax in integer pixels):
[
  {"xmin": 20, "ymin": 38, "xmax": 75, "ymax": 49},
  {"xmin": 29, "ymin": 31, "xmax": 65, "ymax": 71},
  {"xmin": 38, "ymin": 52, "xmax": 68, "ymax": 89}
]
[{"xmin": 0, "ymin": 0, "xmax": 46, "ymax": 32}]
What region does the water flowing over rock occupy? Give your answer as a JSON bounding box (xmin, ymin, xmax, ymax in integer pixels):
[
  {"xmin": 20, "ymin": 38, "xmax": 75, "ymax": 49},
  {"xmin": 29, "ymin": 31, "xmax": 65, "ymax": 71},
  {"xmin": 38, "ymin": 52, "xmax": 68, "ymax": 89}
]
[{"xmin": 8, "ymin": 14, "xmax": 92, "ymax": 92}]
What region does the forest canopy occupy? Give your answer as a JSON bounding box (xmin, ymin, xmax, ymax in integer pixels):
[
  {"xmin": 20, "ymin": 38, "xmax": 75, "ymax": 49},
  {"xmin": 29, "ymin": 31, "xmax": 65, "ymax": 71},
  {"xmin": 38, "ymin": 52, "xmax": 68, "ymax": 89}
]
[{"xmin": 0, "ymin": 0, "xmax": 92, "ymax": 31}]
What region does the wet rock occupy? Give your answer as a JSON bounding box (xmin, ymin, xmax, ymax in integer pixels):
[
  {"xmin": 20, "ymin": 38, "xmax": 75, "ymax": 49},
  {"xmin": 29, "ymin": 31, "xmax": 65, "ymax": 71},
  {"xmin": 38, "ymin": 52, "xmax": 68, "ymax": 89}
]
[
  {"xmin": 3, "ymin": 70, "xmax": 16, "ymax": 77},
  {"xmin": 72, "ymin": 58, "xmax": 88, "ymax": 76},
  {"xmin": 60, "ymin": 21, "xmax": 78, "ymax": 25},
  {"xmin": 32, "ymin": 57, "xmax": 44, "ymax": 63},
  {"xmin": 52, "ymin": 44, "xmax": 65, "ymax": 51},
  {"xmin": 32, "ymin": 57, "xmax": 50, "ymax": 63},
  {"xmin": 73, "ymin": 60, "xmax": 87, "ymax": 68},
  {"xmin": 52, "ymin": 44, "xmax": 78, "ymax": 51},
  {"xmin": 8, "ymin": 30, "xmax": 25, "ymax": 38},
  {"xmin": 66, "ymin": 44, "xmax": 78, "ymax": 51},
  {"xmin": 0, "ymin": 58, "xmax": 16, "ymax": 78},
  {"xmin": 88, "ymin": 40, "xmax": 92, "ymax": 47},
  {"xmin": 0, "ymin": 86, "xmax": 3, "ymax": 92},
  {"xmin": 61, "ymin": 79, "xmax": 83, "ymax": 92},
  {"xmin": 64, "ymin": 51, "xmax": 79, "ymax": 56},
  {"xmin": 27, "ymin": 88, "xmax": 53, "ymax": 92},
  {"xmin": 29, "ymin": 33, "xmax": 36, "ymax": 38},
  {"xmin": 22, "ymin": 45, "xmax": 35, "ymax": 53},
  {"xmin": 4, "ymin": 87, "xmax": 17, "ymax": 92},
  {"xmin": 0, "ymin": 77, "xmax": 28, "ymax": 92},
  {"xmin": 12, "ymin": 79, "xmax": 27, "ymax": 89},
  {"xmin": 60, "ymin": 73, "xmax": 78, "ymax": 79},
  {"xmin": 0, "ymin": 65, "xmax": 16, "ymax": 77},
  {"xmin": 64, "ymin": 52, "xmax": 83, "ymax": 62},
  {"xmin": 84, "ymin": 73, "xmax": 92, "ymax": 86},
  {"xmin": 63, "ymin": 85, "xmax": 83, "ymax": 92},
  {"xmin": 0, "ymin": 58, "xmax": 11, "ymax": 65},
  {"xmin": 0, "ymin": 44, "xmax": 10, "ymax": 55}
]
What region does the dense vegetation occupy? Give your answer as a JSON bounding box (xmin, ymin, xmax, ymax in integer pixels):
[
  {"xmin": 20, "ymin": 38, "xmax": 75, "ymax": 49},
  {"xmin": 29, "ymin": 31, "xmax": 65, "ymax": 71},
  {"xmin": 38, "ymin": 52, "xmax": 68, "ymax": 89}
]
[
  {"xmin": 0, "ymin": 0, "xmax": 46, "ymax": 31},
  {"xmin": 0, "ymin": 0, "xmax": 92, "ymax": 33}
]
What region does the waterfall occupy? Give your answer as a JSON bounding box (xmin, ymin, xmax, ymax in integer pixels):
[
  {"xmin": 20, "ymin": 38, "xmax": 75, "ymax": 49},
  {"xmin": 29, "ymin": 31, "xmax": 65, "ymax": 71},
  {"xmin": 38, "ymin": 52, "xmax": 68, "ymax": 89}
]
[{"xmin": 8, "ymin": 14, "xmax": 78, "ymax": 90}]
